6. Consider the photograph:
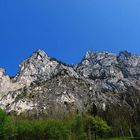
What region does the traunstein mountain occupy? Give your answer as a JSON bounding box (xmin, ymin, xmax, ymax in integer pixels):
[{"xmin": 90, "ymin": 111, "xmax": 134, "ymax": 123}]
[{"xmin": 0, "ymin": 50, "xmax": 140, "ymax": 117}]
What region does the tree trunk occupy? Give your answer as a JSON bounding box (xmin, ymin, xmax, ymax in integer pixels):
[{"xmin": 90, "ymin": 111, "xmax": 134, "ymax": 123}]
[
  {"xmin": 88, "ymin": 127, "xmax": 91, "ymax": 140},
  {"xmin": 95, "ymin": 132, "xmax": 97, "ymax": 140},
  {"xmin": 120, "ymin": 127, "xmax": 125, "ymax": 140},
  {"xmin": 129, "ymin": 127, "xmax": 134, "ymax": 138}
]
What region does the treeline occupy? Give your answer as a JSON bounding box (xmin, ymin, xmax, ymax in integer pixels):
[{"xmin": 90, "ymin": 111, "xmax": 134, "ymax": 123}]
[
  {"xmin": 0, "ymin": 106, "xmax": 140, "ymax": 140},
  {"xmin": 0, "ymin": 109, "xmax": 111, "ymax": 140},
  {"xmin": 97, "ymin": 104, "xmax": 140, "ymax": 138}
]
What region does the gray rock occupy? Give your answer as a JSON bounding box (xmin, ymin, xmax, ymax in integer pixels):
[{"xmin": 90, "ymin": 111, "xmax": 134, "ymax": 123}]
[
  {"xmin": 15, "ymin": 50, "xmax": 78, "ymax": 86},
  {"xmin": 76, "ymin": 51, "xmax": 124, "ymax": 79},
  {"xmin": 0, "ymin": 49, "xmax": 140, "ymax": 117}
]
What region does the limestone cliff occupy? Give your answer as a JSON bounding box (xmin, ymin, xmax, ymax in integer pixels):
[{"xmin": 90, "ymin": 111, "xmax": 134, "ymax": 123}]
[{"xmin": 0, "ymin": 50, "xmax": 140, "ymax": 117}]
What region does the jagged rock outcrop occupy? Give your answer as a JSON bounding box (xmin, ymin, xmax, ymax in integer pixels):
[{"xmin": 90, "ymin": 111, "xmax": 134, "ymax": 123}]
[
  {"xmin": 0, "ymin": 50, "xmax": 140, "ymax": 117},
  {"xmin": 117, "ymin": 51, "xmax": 140, "ymax": 79},
  {"xmin": 15, "ymin": 50, "xmax": 78, "ymax": 86},
  {"xmin": 0, "ymin": 69, "xmax": 24, "ymax": 98},
  {"xmin": 76, "ymin": 51, "xmax": 124, "ymax": 79}
]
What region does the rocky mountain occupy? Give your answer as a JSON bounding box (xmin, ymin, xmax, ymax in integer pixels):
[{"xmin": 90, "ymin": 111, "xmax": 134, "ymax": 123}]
[{"xmin": 0, "ymin": 50, "xmax": 140, "ymax": 117}]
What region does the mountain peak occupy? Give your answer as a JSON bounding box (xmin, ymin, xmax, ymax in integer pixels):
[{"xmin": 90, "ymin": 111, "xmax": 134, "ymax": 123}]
[
  {"xmin": 30, "ymin": 49, "xmax": 49, "ymax": 61},
  {"xmin": 84, "ymin": 51, "xmax": 96, "ymax": 59},
  {"xmin": 15, "ymin": 50, "xmax": 78, "ymax": 86},
  {"xmin": 84, "ymin": 50, "xmax": 116, "ymax": 60},
  {"xmin": 118, "ymin": 50, "xmax": 132, "ymax": 59},
  {"xmin": 34, "ymin": 49, "xmax": 47, "ymax": 56}
]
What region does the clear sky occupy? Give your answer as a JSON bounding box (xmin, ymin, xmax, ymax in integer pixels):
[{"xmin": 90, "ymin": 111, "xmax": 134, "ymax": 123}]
[{"xmin": 0, "ymin": 0, "xmax": 140, "ymax": 75}]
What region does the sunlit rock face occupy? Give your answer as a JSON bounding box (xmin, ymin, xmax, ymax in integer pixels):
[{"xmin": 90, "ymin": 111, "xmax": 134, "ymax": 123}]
[
  {"xmin": 0, "ymin": 69, "xmax": 24, "ymax": 98},
  {"xmin": 0, "ymin": 50, "xmax": 140, "ymax": 116},
  {"xmin": 76, "ymin": 51, "xmax": 124, "ymax": 79},
  {"xmin": 15, "ymin": 50, "xmax": 78, "ymax": 86}
]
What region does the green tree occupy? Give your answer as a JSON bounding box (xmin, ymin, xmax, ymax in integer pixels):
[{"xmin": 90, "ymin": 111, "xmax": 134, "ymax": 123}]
[
  {"xmin": 72, "ymin": 115, "xmax": 87, "ymax": 140},
  {"xmin": 0, "ymin": 109, "xmax": 11, "ymax": 139},
  {"xmin": 45, "ymin": 119, "xmax": 70, "ymax": 140},
  {"xmin": 83, "ymin": 115, "xmax": 111, "ymax": 140}
]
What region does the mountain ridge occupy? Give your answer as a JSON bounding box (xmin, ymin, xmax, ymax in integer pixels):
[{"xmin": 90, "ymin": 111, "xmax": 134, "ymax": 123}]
[{"xmin": 0, "ymin": 50, "xmax": 140, "ymax": 118}]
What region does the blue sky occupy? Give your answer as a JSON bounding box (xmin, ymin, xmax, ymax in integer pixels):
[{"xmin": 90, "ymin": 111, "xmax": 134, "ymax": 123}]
[{"xmin": 0, "ymin": 0, "xmax": 140, "ymax": 75}]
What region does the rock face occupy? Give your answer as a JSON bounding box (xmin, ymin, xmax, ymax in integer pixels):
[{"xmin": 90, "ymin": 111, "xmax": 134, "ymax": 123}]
[
  {"xmin": 117, "ymin": 51, "xmax": 140, "ymax": 79},
  {"xmin": 15, "ymin": 50, "xmax": 78, "ymax": 86},
  {"xmin": 0, "ymin": 69, "xmax": 24, "ymax": 98},
  {"xmin": 76, "ymin": 51, "xmax": 124, "ymax": 79},
  {"xmin": 0, "ymin": 50, "xmax": 140, "ymax": 117}
]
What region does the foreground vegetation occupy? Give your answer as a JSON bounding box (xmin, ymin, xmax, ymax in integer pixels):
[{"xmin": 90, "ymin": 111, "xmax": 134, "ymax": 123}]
[
  {"xmin": 0, "ymin": 109, "xmax": 110, "ymax": 140},
  {"xmin": 0, "ymin": 109, "xmax": 139, "ymax": 140}
]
